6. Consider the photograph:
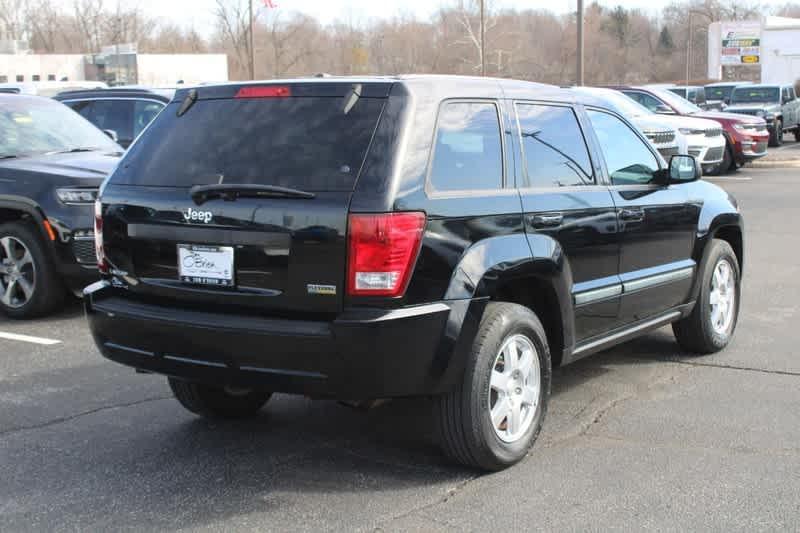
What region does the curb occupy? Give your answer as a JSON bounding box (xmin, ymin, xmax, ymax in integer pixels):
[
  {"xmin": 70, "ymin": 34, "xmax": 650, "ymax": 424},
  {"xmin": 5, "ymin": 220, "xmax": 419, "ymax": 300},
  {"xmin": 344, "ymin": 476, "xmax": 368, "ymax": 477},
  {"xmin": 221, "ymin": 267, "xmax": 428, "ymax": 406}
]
[{"xmin": 750, "ymin": 159, "xmax": 800, "ymax": 169}]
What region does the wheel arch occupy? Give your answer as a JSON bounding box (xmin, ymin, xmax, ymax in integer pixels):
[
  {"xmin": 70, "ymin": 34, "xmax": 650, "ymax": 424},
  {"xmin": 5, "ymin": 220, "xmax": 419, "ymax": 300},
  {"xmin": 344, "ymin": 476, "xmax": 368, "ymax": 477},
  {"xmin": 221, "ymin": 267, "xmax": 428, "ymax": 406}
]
[
  {"xmin": 444, "ymin": 233, "xmax": 575, "ymax": 367},
  {"xmin": 0, "ymin": 198, "xmax": 53, "ymax": 243}
]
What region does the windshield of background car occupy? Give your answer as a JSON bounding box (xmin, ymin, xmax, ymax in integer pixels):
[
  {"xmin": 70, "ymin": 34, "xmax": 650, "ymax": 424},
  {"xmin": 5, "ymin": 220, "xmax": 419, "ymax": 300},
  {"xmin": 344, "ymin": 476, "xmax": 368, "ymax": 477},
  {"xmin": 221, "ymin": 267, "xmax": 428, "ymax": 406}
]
[
  {"xmin": 730, "ymin": 87, "xmax": 780, "ymax": 104},
  {"xmin": 0, "ymin": 96, "xmax": 121, "ymax": 158},
  {"xmin": 110, "ymin": 96, "xmax": 386, "ymax": 190},
  {"xmin": 651, "ymin": 88, "xmax": 703, "ymax": 114},
  {"xmin": 706, "ymin": 86, "xmax": 733, "ymax": 101},
  {"xmin": 588, "ymin": 89, "xmax": 654, "ymax": 117}
]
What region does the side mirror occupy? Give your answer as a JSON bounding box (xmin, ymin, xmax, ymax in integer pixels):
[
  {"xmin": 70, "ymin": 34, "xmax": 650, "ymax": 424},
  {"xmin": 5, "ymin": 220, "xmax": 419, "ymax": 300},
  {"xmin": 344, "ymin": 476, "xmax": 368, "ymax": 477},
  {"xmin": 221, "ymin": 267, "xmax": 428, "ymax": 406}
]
[
  {"xmin": 655, "ymin": 104, "xmax": 675, "ymax": 114},
  {"xmin": 102, "ymin": 129, "xmax": 118, "ymax": 142},
  {"xmin": 668, "ymin": 154, "xmax": 701, "ymax": 183}
]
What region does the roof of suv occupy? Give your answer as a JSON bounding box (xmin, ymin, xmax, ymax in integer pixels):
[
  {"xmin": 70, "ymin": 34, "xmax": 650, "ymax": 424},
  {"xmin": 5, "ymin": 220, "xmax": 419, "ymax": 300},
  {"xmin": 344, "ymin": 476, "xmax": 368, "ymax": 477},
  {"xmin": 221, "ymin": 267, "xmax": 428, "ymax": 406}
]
[{"xmin": 171, "ymin": 75, "xmax": 619, "ymax": 110}]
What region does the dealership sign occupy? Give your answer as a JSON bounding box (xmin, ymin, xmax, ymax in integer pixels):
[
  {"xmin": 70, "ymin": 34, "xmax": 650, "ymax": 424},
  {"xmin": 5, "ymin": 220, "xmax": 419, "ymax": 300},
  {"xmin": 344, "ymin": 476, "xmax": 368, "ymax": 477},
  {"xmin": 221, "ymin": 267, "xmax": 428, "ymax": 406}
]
[{"xmin": 721, "ymin": 21, "xmax": 761, "ymax": 65}]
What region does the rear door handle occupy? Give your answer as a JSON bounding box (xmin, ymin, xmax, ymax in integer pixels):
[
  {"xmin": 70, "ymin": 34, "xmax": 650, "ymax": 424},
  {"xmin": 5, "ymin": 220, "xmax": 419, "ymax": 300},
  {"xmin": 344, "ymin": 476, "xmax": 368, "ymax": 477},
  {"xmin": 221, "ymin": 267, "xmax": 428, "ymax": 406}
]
[
  {"xmin": 619, "ymin": 208, "xmax": 645, "ymax": 222},
  {"xmin": 531, "ymin": 213, "xmax": 564, "ymax": 228}
]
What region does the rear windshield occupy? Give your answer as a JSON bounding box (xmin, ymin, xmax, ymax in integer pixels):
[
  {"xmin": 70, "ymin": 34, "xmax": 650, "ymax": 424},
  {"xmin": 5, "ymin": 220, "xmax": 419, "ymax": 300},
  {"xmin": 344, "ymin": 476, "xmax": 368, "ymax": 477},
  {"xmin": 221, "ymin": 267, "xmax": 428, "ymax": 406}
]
[{"xmin": 110, "ymin": 96, "xmax": 385, "ymax": 191}]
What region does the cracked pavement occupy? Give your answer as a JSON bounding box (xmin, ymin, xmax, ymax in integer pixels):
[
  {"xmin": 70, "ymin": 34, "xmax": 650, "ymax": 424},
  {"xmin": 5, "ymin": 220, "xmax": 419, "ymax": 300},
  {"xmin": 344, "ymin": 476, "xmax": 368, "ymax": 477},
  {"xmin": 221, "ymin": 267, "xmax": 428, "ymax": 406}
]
[{"xmin": 1, "ymin": 166, "xmax": 800, "ymax": 531}]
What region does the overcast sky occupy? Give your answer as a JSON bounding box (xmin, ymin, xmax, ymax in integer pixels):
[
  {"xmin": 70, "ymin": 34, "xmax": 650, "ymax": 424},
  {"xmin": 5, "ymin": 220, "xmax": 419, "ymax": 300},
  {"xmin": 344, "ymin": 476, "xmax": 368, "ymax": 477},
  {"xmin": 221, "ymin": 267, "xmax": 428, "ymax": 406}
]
[{"xmin": 129, "ymin": 0, "xmax": 787, "ymax": 36}]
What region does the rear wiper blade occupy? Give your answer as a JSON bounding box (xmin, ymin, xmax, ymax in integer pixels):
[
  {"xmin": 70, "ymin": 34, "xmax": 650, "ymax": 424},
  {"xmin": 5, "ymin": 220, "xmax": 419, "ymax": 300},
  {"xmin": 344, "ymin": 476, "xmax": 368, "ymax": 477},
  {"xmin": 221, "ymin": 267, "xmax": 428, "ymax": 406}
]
[
  {"xmin": 0, "ymin": 155, "xmax": 17, "ymax": 160},
  {"xmin": 190, "ymin": 183, "xmax": 315, "ymax": 205}
]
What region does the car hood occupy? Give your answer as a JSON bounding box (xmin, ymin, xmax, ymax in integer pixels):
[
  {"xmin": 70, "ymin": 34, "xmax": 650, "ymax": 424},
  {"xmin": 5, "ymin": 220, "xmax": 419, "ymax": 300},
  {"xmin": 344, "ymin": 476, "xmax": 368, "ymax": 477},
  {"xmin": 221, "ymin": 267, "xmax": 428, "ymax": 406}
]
[
  {"xmin": 707, "ymin": 106, "xmax": 777, "ymax": 119},
  {"xmin": 649, "ymin": 114, "xmax": 721, "ymax": 131},
  {"xmin": 631, "ymin": 116, "xmax": 678, "ymax": 135},
  {"xmin": 0, "ymin": 151, "xmax": 121, "ymax": 180}
]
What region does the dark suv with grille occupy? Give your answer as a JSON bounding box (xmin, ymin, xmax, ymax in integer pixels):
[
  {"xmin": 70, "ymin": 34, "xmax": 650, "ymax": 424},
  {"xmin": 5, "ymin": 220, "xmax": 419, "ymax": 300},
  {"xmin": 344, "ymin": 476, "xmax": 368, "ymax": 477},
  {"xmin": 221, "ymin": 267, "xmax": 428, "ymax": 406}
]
[
  {"xmin": 86, "ymin": 76, "xmax": 744, "ymax": 471},
  {"xmin": 0, "ymin": 94, "xmax": 122, "ymax": 318}
]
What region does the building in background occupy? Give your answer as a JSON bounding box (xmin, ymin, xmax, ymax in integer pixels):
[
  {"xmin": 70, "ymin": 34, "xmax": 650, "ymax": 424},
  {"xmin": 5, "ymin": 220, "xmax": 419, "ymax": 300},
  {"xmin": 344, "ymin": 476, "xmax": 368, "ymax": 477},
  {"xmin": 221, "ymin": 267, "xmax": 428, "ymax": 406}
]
[
  {"xmin": 708, "ymin": 17, "xmax": 800, "ymax": 85},
  {"xmin": 0, "ymin": 45, "xmax": 228, "ymax": 87}
]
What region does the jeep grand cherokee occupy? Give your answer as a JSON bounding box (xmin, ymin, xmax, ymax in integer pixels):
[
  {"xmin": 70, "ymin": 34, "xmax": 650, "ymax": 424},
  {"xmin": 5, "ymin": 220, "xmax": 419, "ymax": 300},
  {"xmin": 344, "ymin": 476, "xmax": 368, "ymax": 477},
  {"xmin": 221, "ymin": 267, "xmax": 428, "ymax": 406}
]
[{"xmin": 86, "ymin": 76, "xmax": 744, "ymax": 471}]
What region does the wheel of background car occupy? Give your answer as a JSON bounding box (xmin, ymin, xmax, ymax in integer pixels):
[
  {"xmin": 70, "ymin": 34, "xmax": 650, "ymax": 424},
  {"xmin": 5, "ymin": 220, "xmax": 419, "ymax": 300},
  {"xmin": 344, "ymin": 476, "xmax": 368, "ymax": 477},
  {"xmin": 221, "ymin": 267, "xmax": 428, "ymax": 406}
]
[
  {"xmin": 672, "ymin": 239, "xmax": 740, "ymax": 354},
  {"xmin": 771, "ymin": 120, "xmax": 783, "ymax": 147},
  {"xmin": 435, "ymin": 302, "xmax": 551, "ymax": 471},
  {"xmin": 168, "ymin": 378, "xmax": 272, "ymax": 419},
  {"xmin": 0, "ymin": 222, "xmax": 64, "ymax": 318},
  {"xmin": 794, "ymin": 128, "xmax": 800, "ymax": 143},
  {"xmin": 712, "ymin": 145, "xmax": 735, "ymax": 175}
]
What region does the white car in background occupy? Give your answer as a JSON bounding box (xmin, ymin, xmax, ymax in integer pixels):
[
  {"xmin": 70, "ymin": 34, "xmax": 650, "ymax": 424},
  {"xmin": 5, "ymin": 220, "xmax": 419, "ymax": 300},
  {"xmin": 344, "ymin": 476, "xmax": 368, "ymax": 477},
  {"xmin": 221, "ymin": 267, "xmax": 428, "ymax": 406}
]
[{"xmin": 570, "ymin": 87, "xmax": 687, "ymax": 162}]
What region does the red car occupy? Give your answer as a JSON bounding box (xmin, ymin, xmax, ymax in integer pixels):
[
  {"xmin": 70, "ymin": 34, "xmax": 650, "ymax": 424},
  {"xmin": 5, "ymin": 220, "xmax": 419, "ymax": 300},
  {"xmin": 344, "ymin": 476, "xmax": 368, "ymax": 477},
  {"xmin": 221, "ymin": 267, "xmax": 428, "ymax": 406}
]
[{"xmin": 608, "ymin": 85, "xmax": 770, "ymax": 174}]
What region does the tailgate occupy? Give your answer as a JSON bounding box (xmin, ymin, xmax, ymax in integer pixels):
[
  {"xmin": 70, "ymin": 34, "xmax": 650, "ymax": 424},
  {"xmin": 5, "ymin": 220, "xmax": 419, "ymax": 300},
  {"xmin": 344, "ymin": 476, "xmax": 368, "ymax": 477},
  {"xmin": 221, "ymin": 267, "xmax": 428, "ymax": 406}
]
[{"xmin": 98, "ymin": 81, "xmax": 391, "ymax": 314}]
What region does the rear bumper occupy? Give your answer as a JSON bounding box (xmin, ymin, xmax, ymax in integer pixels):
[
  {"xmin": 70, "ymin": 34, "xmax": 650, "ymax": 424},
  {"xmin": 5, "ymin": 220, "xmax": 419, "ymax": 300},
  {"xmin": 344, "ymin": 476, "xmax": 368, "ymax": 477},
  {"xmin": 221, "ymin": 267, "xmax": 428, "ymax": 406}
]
[{"xmin": 85, "ymin": 281, "xmax": 485, "ymax": 399}]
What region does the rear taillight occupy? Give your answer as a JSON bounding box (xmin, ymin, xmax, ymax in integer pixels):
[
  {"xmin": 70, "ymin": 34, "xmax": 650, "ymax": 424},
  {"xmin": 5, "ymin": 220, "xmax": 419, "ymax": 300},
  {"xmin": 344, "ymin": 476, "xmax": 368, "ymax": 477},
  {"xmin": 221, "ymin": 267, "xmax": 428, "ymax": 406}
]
[
  {"xmin": 94, "ymin": 200, "xmax": 108, "ymax": 274},
  {"xmin": 235, "ymin": 86, "xmax": 292, "ymax": 98},
  {"xmin": 347, "ymin": 212, "xmax": 426, "ymax": 297}
]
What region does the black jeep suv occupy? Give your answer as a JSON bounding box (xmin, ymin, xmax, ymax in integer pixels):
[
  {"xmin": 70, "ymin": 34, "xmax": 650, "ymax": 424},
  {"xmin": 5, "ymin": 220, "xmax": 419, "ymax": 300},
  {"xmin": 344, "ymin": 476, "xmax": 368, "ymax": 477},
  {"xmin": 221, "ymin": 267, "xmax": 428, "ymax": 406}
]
[
  {"xmin": 86, "ymin": 77, "xmax": 743, "ymax": 470},
  {"xmin": 0, "ymin": 94, "xmax": 122, "ymax": 318}
]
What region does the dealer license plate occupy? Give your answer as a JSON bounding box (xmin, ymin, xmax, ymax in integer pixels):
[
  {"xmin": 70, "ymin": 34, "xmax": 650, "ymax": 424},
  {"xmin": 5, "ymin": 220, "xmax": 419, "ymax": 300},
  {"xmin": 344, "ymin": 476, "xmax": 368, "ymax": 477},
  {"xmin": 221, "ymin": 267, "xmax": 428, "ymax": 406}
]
[{"xmin": 178, "ymin": 244, "xmax": 234, "ymax": 286}]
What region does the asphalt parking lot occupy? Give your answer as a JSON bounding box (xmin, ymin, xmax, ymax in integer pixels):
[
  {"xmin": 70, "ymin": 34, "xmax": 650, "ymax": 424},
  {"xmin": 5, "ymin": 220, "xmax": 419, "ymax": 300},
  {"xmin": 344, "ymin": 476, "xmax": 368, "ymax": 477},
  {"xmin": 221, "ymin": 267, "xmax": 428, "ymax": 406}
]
[{"xmin": 2, "ymin": 164, "xmax": 800, "ymax": 532}]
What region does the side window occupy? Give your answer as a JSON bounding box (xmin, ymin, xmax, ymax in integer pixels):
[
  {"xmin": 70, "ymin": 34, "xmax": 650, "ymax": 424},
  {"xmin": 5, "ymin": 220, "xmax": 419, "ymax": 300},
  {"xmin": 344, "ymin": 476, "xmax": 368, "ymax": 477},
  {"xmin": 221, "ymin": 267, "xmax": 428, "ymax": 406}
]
[
  {"xmin": 133, "ymin": 100, "xmax": 165, "ymax": 138},
  {"xmin": 696, "ymin": 89, "xmax": 706, "ymax": 104},
  {"xmin": 75, "ymin": 100, "xmax": 134, "ymax": 142},
  {"xmin": 623, "ymin": 91, "xmax": 662, "ymax": 113},
  {"xmin": 429, "ymin": 101, "xmax": 503, "ymax": 192},
  {"xmin": 587, "ymin": 110, "xmax": 660, "ymax": 186},
  {"xmin": 516, "ymin": 103, "xmax": 593, "ymax": 188}
]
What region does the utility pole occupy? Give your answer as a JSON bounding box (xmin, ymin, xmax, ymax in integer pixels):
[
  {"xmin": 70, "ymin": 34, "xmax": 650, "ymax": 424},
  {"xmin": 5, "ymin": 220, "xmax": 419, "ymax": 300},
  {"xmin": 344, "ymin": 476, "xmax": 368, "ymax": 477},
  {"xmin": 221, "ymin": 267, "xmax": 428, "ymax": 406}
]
[
  {"xmin": 480, "ymin": 0, "xmax": 486, "ymax": 76},
  {"xmin": 249, "ymin": 0, "xmax": 256, "ymax": 80},
  {"xmin": 577, "ymin": 0, "xmax": 584, "ymax": 85},
  {"xmin": 686, "ymin": 14, "xmax": 692, "ymax": 86}
]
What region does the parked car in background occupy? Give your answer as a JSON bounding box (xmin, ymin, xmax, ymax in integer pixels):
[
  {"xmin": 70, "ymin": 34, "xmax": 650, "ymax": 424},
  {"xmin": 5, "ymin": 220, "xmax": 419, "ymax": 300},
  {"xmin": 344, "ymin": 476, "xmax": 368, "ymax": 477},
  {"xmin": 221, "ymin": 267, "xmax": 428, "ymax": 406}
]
[
  {"xmin": 725, "ymin": 84, "xmax": 800, "ymax": 146},
  {"xmin": 54, "ymin": 87, "xmax": 173, "ymax": 148},
  {"xmin": 0, "ymin": 81, "xmax": 109, "ymax": 97},
  {"xmin": 570, "ymin": 87, "xmax": 687, "ymax": 161},
  {"xmin": 612, "ymin": 85, "xmax": 769, "ymax": 173},
  {"xmin": 667, "ymin": 85, "xmax": 711, "ymax": 109},
  {"xmin": 705, "ymin": 81, "xmax": 752, "ymax": 108},
  {"xmin": 0, "ymin": 95, "xmax": 122, "ymax": 318},
  {"xmin": 86, "ymin": 76, "xmax": 743, "ymax": 471}
]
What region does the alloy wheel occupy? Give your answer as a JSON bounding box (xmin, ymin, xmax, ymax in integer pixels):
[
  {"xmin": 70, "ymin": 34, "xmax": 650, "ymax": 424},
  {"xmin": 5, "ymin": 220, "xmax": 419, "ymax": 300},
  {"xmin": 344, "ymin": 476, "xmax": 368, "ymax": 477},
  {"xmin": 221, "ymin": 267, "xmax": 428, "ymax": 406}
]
[
  {"xmin": 488, "ymin": 334, "xmax": 541, "ymax": 443},
  {"xmin": 0, "ymin": 236, "xmax": 36, "ymax": 309},
  {"xmin": 709, "ymin": 258, "xmax": 736, "ymax": 336}
]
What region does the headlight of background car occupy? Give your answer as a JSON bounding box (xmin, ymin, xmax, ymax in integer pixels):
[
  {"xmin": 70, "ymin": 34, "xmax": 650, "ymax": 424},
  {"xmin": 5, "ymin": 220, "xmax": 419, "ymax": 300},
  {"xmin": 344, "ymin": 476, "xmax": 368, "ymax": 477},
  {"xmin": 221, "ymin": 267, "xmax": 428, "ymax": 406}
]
[
  {"xmin": 755, "ymin": 110, "xmax": 765, "ymax": 117},
  {"xmin": 679, "ymin": 128, "xmax": 704, "ymax": 135},
  {"xmin": 733, "ymin": 123, "xmax": 749, "ymax": 131},
  {"xmin": 56, "ymin": 188, "xmax": 99, "ymax": 205}
]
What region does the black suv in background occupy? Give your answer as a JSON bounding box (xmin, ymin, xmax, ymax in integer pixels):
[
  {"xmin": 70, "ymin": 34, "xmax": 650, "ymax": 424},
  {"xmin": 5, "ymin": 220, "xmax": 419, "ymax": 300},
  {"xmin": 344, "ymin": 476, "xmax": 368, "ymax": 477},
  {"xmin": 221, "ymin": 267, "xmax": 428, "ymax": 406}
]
[
  {"xmin": 54, "ymin": 88, "xmax": 173, "ymax": 148},
  {"xmin": 0, "ymin": 95, "xmax": 122, "ymax": 317},
  {"xmin": 86, "ymin": 77, "xmax": 743, "ymax": 470}
]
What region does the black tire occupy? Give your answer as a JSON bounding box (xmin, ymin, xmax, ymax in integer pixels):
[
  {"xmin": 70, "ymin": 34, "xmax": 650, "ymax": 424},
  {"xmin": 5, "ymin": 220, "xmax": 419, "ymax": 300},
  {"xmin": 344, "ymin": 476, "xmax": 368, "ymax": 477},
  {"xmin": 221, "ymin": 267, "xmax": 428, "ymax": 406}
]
[
  {"xmin": 0, "ymin": 221, "xmax": 64, "ymax": 319},
  {"xmin": 794, "ymin": 128, "xmax": 800, "ymax": 143},
  {"xmin": 435, "ymin": 302, "xmax": 551, "ymax": 471},
  {"xmin": 673, "ymin": 239, "xmax": 741, "ymax": 354},
  {"xmin": 721, "ymin": 144, "xmax": 738, "ymax": 174},
  {"xmin": 168, "ymin": 378, "xmax": 272, "ymax": 419},
  {"xmin": 769, "ymin": 120, "xmax": 783, "ymax": 147}
]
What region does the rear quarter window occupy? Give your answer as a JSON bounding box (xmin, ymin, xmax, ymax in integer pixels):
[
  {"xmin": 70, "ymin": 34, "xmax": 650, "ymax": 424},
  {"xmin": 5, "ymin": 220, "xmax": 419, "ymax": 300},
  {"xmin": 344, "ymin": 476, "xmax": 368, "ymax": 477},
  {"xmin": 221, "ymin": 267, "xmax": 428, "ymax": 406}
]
[{"xmin": 429, "ymin": 101, "xmax": 503, "ymax": 192}]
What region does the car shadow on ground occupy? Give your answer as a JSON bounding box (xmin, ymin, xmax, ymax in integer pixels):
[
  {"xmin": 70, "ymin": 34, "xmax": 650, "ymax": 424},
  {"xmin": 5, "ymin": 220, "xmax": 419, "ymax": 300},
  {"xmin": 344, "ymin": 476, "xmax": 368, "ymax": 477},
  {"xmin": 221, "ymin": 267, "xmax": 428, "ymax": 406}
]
[{"xmin": 2, "ymin": 323, "xmax": 693, "ymax": 529}]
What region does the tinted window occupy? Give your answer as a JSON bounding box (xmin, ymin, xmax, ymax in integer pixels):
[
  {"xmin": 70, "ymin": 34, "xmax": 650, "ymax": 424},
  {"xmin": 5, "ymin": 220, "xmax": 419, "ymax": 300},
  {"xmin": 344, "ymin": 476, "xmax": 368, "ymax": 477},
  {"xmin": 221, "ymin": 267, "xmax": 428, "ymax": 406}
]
[
  {"xmin": 76, "ymin": 100, "xmax": 134, "ymax": 142},
  {"xmin": 111, "ymin": 96, "xmax": 385, "ymax": 191},
  {"xmin": 623, "ymin": 91, "xmax": 664, "ymax": 113},
  {"xmin": 516, "ymin": 103, "xmax": 593, "ymax": 188},
  {"xmin": 587, "ymin": 110, "xmax": 659, "ymax": 186},
  {"xmin": 133, "ymin": 100, "xmax": 164, "ymax": 137},
  {"xmin": 731, "ymin": 87, "xmax": 780, "ymax": 104},
  {"xmin": 429, "ymin": 102, "xmax": 503, "ymax": 191},
  {"xmin": 0, "ymin": 97, "xmax": 120, "ymax": 158},
  {"xmin": 695, "ymin": 89, "xmax": 706, "ymax": 104}
]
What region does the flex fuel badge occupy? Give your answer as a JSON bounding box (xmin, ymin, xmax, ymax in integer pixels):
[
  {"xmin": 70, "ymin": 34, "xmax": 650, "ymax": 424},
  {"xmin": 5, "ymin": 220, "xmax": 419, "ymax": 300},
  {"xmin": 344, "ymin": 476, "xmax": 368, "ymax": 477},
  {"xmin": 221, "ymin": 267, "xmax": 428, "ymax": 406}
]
[{"xmin": 307, "ymin": 284, "xmax": 337, "ymax": 296}]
